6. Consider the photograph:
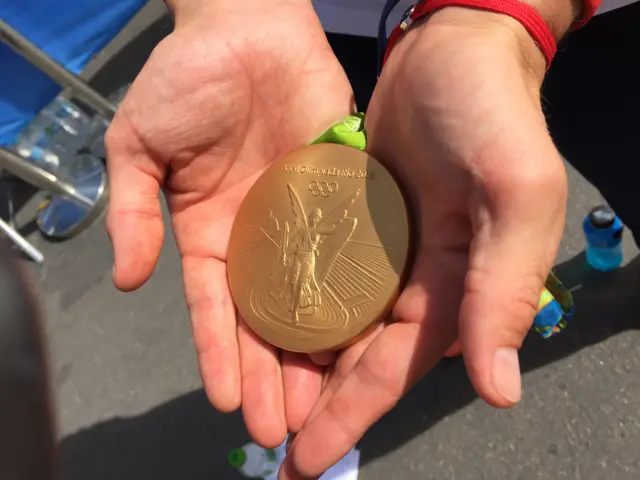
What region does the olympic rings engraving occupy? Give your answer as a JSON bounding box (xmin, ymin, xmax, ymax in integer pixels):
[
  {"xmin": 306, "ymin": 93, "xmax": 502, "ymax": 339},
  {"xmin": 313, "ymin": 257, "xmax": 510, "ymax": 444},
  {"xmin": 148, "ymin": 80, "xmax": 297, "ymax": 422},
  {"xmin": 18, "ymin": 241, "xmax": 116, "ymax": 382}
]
[{"xmin": 309, "ymin": 181, "xmax": 338, "ymax": 197}]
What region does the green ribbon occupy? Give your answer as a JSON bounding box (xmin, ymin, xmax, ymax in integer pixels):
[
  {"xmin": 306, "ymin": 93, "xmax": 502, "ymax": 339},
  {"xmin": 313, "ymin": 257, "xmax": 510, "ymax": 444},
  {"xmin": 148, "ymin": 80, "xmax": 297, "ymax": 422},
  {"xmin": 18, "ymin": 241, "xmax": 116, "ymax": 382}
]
[{"xmin": 310, "ymin": 113, "xmax": 367, "ymax": 151}]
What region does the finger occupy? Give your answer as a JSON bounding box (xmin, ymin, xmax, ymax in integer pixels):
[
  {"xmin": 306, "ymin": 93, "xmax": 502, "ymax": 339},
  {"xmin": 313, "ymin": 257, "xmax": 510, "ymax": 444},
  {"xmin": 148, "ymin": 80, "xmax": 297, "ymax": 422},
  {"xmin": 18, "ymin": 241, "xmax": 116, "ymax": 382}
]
[
  {"xmin": 282, "ymin": 352, "xmax": 323, "ymax": 433},
  {"xmin": 459, "ymin": 149, "xmax": 566, "ymax": 408},
  {"xmin": 286, "ymin": 433, "xmax": 296, "ymax": 453},
  {"xmin": 304, "ymin": 323, "xmax": 385, "ymax": 427},
  {"xmin": 283, "ymin": 330, "xmax": 378, "ymax": 435},
  {"xmin": 105, "ymin": 124, "xmax": 166, "ymax": 291},
  {"xmin": 183, "ymin": 257, "xmax": 241, "ymax": 412},
  {"xmin": 280, "ymin": 324, "xmax": 447, "ymax": 479},
  {"xmin": 444, "ymin": 339, "xmax": 462, "ymax": 358},
  {"xmin": 237, "ymin": 320, "xmax": 287, "ymax": 448},
  {"xmin": 280, "ymin": 256, "xmax": 463, "ymax": 479},
  {"xmin": 308, "ymin": 351, "xmax": 336, "ymax": 366}
]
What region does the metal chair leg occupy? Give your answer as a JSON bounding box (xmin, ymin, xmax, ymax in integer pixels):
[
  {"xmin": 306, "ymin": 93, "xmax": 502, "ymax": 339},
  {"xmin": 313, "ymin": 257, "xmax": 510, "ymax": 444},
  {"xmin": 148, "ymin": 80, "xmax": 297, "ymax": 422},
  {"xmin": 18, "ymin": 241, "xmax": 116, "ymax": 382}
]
[
  {"xmin": 0, "ymin": 19, "xmax": 117, "ymax": 119},
  {"xmin": 0, "ymin": 217, "xmax": 44, "ymax": 263},
  {"xmin": 0, "ymin": 176, "xmax": 43, "ymax": 261},
  {"xmin": 5, "ymin": 178, "xmax": 16, "ymax": 228},
  {"xmin": 0, "ymin": 148, "xmax": 108, "ymax": 239}
]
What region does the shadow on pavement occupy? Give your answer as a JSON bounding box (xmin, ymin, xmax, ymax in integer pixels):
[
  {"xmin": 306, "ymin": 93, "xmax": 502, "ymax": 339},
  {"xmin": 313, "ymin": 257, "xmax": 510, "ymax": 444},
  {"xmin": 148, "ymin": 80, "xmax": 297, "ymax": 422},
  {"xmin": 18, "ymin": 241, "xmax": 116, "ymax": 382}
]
[
  {"xmin": 360, "ymin": 252, "xmax": 640, "ymax": 464},
  {"xmin": 58, "ymin": 252, "xmax": 640, "ymax": 479},
  {"xmin": 60, "ymin": 390, "xmax": 249, "ymax": 480}
]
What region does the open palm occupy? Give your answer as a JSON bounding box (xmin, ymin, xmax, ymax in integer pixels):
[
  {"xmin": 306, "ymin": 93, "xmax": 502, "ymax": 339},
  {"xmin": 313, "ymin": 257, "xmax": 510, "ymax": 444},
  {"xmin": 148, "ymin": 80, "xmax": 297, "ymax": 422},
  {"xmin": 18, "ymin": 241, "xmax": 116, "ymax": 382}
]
[{"xmin": 105, "ymin": 3, "xmax": 353, "ymax": 447}]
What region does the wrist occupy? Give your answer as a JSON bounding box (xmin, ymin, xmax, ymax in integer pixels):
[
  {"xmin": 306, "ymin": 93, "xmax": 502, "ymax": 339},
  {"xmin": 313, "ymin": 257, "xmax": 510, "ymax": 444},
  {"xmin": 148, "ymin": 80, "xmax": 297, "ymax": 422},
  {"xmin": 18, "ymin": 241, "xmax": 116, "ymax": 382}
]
[
  {"xmin": 166, "ymin": 0, "xmax": 312, "ymax": 26},
  {"xmin": 384, "ymin": 0, "xmax": 586, "ymax": 84},
  {"xmin": 518, "ymin": 0, "xmax": 583, "ymax": 41},
  {"xmin": 418, "ymin": 7, "xmax": 548, "ymax": 83}
]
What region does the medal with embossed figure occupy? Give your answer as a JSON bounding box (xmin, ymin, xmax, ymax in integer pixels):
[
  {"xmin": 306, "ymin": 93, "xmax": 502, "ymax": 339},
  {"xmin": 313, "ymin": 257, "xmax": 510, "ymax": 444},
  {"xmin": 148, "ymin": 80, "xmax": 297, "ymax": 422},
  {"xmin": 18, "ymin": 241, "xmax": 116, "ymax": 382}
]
[{"xmin": 227, "ymin": 143, "xmax": 412, "ymax": 353}]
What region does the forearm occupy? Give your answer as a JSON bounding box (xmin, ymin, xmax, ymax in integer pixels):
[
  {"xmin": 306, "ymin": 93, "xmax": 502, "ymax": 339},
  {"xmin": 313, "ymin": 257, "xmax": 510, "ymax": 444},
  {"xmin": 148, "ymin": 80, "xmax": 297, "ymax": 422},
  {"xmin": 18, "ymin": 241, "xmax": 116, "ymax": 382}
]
[
  {"xmin": 165, "ymin": 0, "xmax": 311, "ymax": 20},
  {"xmin": 412, "ymin": 0, "xmax": 595, "ymax": 84}
]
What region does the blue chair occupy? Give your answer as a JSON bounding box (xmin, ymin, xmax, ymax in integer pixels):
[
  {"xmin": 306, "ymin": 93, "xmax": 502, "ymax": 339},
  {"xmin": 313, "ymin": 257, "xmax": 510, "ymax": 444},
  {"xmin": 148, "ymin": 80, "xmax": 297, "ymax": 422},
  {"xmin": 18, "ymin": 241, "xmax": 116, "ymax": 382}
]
[{"xmin": 0, "ymin": 0, "xmax": 147, "ymax": 260}]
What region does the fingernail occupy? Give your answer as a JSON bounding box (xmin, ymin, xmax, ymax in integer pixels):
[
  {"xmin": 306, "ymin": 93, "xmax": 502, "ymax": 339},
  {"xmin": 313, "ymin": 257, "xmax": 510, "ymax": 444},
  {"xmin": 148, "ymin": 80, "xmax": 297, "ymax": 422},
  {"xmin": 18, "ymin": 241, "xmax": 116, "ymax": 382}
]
[{"xmin": 491, "ymin": 347, "xmax": 521, "ymax": 403}]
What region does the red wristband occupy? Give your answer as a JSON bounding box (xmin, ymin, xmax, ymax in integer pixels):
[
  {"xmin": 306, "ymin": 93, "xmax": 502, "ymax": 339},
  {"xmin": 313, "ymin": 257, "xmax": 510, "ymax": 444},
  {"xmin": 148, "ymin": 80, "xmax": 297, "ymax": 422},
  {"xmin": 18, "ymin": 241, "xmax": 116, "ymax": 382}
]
[{"xmin": 383, "ymin": 0, "xmax": 557, "ymax": 69}]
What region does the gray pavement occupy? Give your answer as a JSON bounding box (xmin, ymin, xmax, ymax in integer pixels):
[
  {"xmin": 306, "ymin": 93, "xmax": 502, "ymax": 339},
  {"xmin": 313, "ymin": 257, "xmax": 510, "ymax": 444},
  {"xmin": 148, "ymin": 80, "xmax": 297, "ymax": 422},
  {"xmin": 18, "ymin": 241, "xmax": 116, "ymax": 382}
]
[{"xmin": 12, "ymin": 4, "xmax": 640, "ymax": 479}]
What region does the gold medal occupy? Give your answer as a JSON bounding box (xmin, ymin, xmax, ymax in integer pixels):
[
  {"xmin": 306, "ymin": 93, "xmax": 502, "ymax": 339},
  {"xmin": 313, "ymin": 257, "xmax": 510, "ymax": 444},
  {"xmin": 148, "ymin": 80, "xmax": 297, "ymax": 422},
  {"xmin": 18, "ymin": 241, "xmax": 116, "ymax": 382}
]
[{"xmin": 227, "ymin": 143, "xmax": 412, "ymax": 353}]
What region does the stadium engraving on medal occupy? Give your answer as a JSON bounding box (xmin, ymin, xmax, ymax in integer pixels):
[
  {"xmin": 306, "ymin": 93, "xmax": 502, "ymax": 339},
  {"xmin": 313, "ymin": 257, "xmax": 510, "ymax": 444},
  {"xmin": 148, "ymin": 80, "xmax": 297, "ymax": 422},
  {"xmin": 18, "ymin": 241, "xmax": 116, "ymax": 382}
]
[
  {"xmin": 257, "ymin": 183, "xmax": 367, "ymax": 327},
  {"xmin": 227, "ymin": 143, "xmax": 411, "ymax": 353}
]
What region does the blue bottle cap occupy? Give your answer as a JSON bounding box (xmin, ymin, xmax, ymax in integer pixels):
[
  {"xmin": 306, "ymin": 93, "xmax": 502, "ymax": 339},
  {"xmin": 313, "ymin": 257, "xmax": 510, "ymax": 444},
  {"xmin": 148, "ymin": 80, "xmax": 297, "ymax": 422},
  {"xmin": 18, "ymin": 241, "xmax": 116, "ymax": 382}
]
[{"xmin": 588, "ymin": 205, "xmax": 616, "ymax": 229}]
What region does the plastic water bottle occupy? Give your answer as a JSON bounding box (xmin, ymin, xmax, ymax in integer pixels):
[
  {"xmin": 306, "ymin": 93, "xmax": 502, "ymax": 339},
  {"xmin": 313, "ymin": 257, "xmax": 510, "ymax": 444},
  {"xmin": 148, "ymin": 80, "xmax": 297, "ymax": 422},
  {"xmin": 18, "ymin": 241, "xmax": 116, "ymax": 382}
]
[
  {"xmin": 85, "ymin": 115, "xmax": 110, "ymax": 159},
  {"xmin": 107, "ymin": 83, "xmax": 131, "ymax": 106},
  {"xmin": 12, "ymin": 95, "xmax": 91, "ymax": 172},
  {"xmin": 583, "ymin": 205, "xmax": 624, "ymax": 271},
  {"xmin": 11, "ymin": 84, "xmax": 130, "ymax": 169},
  {"xmin": 84, "ymin": 84, "xmax": 131, "ymax": 159},
  {"xmin": 228, "ymin": 441, "xmax": 286, "ymax": 479},
  {"xmin": 229, "ymin": 438, "xmax": 360, "ymax": 479}
]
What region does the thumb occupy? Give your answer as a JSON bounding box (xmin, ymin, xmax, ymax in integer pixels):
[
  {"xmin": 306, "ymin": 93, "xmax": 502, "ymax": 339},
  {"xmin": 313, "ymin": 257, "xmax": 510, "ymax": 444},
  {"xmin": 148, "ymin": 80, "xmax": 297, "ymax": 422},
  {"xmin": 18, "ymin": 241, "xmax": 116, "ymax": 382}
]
[
  {"xmin": 459, "ymin": 150, "xmax": 567, "ymax": 409},
  {"xmin": 105, "ymin": 127, "xmax": 166, "ymax": 292}
]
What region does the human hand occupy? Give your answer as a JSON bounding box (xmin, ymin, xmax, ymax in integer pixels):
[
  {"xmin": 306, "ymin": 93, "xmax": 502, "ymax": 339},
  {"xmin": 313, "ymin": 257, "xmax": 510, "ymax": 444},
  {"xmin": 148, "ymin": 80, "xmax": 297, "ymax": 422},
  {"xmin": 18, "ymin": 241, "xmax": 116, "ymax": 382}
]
[
  {"xmin": 105, "ymin": 0, "xmax": 354, "ymax": 447},
  {"xmin": 280, "ymin": 7, "xmax": 567, "ymax": 478}
]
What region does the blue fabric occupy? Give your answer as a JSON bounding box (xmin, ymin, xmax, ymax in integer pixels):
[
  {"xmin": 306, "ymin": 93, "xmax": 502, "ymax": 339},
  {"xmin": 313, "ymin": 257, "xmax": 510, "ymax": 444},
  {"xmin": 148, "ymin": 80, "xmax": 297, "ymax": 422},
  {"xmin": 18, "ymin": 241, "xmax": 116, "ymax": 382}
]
[{"xmin": 0, "ymin": 0, "xmax": 147, "ymax": 146}]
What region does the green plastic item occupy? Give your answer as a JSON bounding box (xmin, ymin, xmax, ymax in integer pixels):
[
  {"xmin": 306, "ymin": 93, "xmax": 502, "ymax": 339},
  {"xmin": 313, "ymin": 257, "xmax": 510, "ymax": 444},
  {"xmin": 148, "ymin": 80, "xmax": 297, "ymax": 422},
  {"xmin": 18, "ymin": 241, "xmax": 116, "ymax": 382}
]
[
  {"xmin": 228, "ymin": 448, "xmax": 247, "ymax": 468},
  {"xmin": 310, "ymin": 112, "xmax": 367, "ymax": 151}
]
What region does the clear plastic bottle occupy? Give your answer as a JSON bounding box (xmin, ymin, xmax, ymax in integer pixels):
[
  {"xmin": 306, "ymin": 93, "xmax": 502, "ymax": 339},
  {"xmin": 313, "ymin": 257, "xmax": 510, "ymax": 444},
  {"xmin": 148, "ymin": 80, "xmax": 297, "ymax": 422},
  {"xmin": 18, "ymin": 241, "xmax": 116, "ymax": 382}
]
[
  {"xmin": 583, "ymin": 205, "xmax": 624, "ymax": 271},
  {"xmin": 85, "ymin": 115, "xmax": 110, "ymax": 159},
  {"xmin": 228, "ymin": 441, "xmax": 286, "ymax": 479},
  {"xmin": 229, "ymin": 438, "xmax": 360, "ymax": 479},
  {"xmin": 12, "ymin": 95, "xmax": 90, "ymax": 172},
  {"xmin": 84, "ymin": 83, "xmax": 131, "ymax": 160},
  {"xmin": 11, "ymin": 85, "xmax": 130, "ymax": 169},
  {"xmin": 107, "ymin": 83, "xmax": 131, "ymax": 106}
]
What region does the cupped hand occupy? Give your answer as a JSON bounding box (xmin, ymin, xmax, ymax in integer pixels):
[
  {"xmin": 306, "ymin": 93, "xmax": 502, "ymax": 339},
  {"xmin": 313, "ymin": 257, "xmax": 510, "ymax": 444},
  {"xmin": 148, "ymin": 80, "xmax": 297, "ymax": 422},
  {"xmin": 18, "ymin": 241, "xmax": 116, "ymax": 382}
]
[
  {"xmin": 280, "ymin": 7, "xmax": 567, "ymax": 478},
  {"xmin": 104, "ymin": 0, "xmax": 353, "ymax": 447}
]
